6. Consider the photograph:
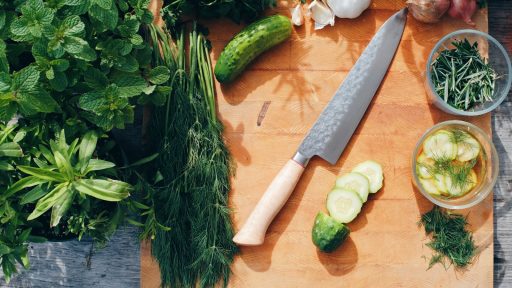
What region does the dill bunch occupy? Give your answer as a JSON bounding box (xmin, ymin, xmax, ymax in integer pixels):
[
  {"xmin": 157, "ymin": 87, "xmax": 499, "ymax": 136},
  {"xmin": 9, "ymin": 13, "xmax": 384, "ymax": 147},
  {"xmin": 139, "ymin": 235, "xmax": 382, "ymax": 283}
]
[
  {"xmin": 419, "ymin": 206, "xmax": 477, "ymax": 269},
  {"xmin": 147, "ymin": 24, "xmax": 237, "ymax": 287}
]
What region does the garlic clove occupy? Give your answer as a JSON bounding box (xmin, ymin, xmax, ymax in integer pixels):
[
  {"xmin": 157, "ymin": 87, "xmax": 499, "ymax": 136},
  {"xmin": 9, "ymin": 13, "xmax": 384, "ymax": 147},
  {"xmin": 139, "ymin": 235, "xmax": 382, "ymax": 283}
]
[
  {"xmin": 327, "ymin": 0, "xmax": 371, "ymax": 19},
  {"xmin": 308, "ymin": 0, "xmax": 335, "ymax": 30},
  {"xmin": 290, "ymin": 4, "xmax": 304, "ymax": 26}
]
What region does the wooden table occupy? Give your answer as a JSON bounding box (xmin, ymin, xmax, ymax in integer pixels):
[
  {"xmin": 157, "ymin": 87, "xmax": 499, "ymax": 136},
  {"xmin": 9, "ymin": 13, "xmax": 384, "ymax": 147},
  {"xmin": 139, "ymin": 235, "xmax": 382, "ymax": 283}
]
[{"xmin": 7, "ymin": 1, "xmax": 512, "ymax": 287}]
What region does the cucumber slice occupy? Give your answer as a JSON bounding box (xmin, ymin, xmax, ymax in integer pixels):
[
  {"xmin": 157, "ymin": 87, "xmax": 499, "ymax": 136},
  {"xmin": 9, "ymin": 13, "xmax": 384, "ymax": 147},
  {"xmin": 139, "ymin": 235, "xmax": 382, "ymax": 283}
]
[
  {"xmin": 419, "ymin": 178, "xmax": 441, "ymax": 196},
  {"xmin": 416, "ymin": 153, "xmax": 434, "ymax": 179},
  {"xmin": 456, "ymin": 135, "xmax": 480, "ymax": 162},
  {"xmin": 444, "ymin": 174, "xmax": 465, "ymax": 197},
  {"xmin": 335, "ymin": 172, "xmax": 370, "ymax": 202},
  {"xmin": 352, "ymin": 160, "xmax": 383, "ymax": 193},
  {"xmin": 433, "ymin": 173, "xmax": 448, "ymax": 194},
  {"xmin": 468, "ymin": 169, "xmax": 478, "ymax": 190},
  {"xmin": 326, "ymin": 189, "xmax": 363, "ymax": 223},
  {"xmin": 423, "ymin": 130, "xmax": 457, "ymax": 160}
]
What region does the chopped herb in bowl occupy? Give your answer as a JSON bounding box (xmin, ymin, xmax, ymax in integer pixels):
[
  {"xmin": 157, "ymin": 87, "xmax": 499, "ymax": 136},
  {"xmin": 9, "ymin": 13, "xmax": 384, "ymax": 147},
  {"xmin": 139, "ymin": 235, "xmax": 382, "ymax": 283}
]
[{"xmin": 430, "ymin": 39, "xmax": 498, "ymax": 111}]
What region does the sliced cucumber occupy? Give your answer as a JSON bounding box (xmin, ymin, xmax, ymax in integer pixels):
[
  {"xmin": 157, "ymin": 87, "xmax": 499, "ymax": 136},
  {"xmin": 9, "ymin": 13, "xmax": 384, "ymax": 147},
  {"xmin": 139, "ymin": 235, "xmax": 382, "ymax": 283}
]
[
  {"xmin": 326, "ymin": 189, "xmax": 363, "ymax": 223},
  {"xmin": 335, "ymin": 172, "xmax": 370, "ymax": 202},
  {"xmin": 444, "ymin": 174, "xmax": 465, "ymax": 196},
  {"xmin": 416, "ymin": 153, "xmax": 434, "ymax": 179},
  {"xmin": 423, "ymin": 130, "xmax": 457, "ymax": 160},
  {"xmin": 468, "ymin": 169, "xmax": 477, "ymax": 190},
  {"xmin": 419, "ymin": 178, "xmax": 440, "ymax": 196},
  {"xmin": 456, "ymin": 135, "xmax": 480, "ymax": 162},
  {"xmin": 433, "ymin": 173, "xmax": 448, "ymax": 194},
  {"xmin": 352, "ymin": 160, "xmax": 383, "ymax": 193}
]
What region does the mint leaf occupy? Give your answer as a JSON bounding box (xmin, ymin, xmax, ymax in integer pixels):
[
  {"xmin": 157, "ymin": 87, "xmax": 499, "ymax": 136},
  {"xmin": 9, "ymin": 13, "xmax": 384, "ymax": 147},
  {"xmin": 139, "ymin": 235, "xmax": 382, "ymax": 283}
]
[
  {"xmin": 148, "ymin": 66, "xmax": 170, "ymax": 85},
  {"xmin": 62, "ymin": 15, "xmax": 84, "ymax": 36},
  {"xmin": 78, "ymin": 91, "xmax": 105, "ymax": 111},
  {"xmin": 113, "ymin": 73, "xmax": 146, "ymax": 97},
  {"xmin": 63, "ymin": 36, "xmax": 96, "ymax": 61},
  {"xmin": 12, "ymin": 66, "xmax": 40, "ymax": 93},
  {"xmin": 114, "ymin": 54, "xmax": 138, "ymax": 72},
  {"xmin": 0, "ymin": 96, "xmax": 17, "ymax": 122},
  {"xmin": 89, "ymin": 3, "xmax": 118, "ymax": 31},
  {"xmin": 17, "ymin": 87, "xmax": 60, "ymax": 115},
  {"xmin": 91, "ymin": 0, "xmax": 113, "ymax": 10},
  {"xmin": 11, "ymin": 0, "xmax": 56, "ymax": 41},
  {"xmin": 49, "ymin": 71, "xmax": 67, "ymax": 92},
  {"xmin": 84, "ymin": 68, "xmax": 108, "ymax": 90},
  {"xmin": 0, "ymin": 72, "xmax": 11, "ymax": 92}
]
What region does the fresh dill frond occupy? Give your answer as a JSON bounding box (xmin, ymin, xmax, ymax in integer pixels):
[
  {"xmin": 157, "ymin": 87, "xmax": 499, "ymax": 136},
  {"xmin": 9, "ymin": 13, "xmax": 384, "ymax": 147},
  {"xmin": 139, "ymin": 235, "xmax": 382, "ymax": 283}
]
[
  {"xmin": 419, "ymin": 206, "xmax": 477, "ymax": 269},
  {"xmin": 450, "ymin": 129, "xmax": 470, "ymax": 144}
]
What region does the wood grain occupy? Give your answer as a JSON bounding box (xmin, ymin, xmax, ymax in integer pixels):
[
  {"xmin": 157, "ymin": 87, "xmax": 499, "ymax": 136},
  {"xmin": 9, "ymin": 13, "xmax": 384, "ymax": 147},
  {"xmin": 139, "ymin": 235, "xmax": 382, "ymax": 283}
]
[{"xmin": 140, "ymin": 2, "xmax": 494, "ymax": 288}]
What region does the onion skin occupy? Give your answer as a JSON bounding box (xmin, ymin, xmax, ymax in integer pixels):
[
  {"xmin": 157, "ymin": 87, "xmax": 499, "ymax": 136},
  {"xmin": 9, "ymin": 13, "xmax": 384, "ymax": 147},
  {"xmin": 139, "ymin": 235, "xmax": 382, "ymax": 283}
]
[
  {"xmin": 448, "ymin": 0, "xmax": 477, "ymax": 26},
  {"xmin": 406, "ymin": 0, "xmax": 451, "ymax": 23}
]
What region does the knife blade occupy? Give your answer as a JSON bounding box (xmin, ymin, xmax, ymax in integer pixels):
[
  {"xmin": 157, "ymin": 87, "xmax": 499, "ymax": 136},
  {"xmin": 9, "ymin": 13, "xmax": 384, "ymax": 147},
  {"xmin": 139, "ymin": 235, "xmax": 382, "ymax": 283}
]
[{"xmin": 233, "ymin": 8, "xmax": 408, "ymax": 246}]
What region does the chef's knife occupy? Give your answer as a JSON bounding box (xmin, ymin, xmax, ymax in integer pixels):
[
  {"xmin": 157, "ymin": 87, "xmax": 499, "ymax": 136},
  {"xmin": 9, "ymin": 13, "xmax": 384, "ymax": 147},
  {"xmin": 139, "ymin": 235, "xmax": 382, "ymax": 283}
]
[{"xmin": 233, "ymin": 8, "xmax": 408, "ymax": 245}]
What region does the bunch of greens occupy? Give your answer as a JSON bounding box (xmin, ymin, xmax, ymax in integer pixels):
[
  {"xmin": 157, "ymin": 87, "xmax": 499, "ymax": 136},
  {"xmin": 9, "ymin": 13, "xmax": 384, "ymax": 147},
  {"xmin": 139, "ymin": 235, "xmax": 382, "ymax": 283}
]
[
  {"xmin": 0, "ymin": 0, "xmax": 171, "ymax": 282},
  {"xmin": 145, "ymin": 24, "xmax": 237, "ymax": 288},
  {"xmin": 430, "ymin": 39, "xmax": 498, "ymax": 111},
  {"xmin": 419, "ymin": 206, "xmax": 477, "ymax": 269},
  {"xmin": 161, "ymin": 0, "xmax": 276, "ymax": 27}
]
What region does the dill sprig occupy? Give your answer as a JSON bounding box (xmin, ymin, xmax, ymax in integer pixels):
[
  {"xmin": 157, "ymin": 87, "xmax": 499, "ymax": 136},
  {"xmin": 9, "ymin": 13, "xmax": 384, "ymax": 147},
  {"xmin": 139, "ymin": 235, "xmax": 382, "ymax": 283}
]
[
  {"xmin": 147, "ymin": 24, "xmax": 237, "ymax": 288},
  {"xmin": 431, "ymin": 39, "xmax": 498, "ymax": 111},
  {"xmin": 419, "ymin": 206, "xmax": 477, "ymax": 269}
]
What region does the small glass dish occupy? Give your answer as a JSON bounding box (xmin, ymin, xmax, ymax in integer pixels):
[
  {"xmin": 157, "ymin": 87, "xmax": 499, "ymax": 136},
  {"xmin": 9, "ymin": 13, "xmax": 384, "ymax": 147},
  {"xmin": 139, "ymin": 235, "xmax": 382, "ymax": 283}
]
[
  {"xmin": 412, "ymin": 120, "xmax": 498, "ymax": 209},
  {"xmin": 425, "ymin": 29, "xmax": 512, "ymax": 116}
]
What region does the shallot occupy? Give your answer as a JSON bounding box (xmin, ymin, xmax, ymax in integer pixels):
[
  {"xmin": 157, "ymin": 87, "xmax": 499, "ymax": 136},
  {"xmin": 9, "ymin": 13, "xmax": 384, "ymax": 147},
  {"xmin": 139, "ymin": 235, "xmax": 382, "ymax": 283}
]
[
  {"xmin": 448, "ymin": 0, "xmax": 477, "ymax": 26},
  {"xmin": 406, "ymin": 0, "xmax": 450, "ymax": 23}
]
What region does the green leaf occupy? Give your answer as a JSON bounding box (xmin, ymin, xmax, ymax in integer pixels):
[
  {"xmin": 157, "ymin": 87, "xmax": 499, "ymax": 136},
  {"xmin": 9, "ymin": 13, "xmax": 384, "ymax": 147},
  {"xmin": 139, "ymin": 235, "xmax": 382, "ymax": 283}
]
[
  {"xmin": 0, "ymin": 243, "xmax": 12, "ymax": 256},
  {"xmin": 54, "ymin": 151, "xmax": 74, "ymax": 180},
  {"xmin": 20, "ymin": 185, "xmax": 47, "ymax": 205},
  {"xmin": 92, "ymin": 0, "xmax": 112, "ymax": 9},
  {"xmin": 16, "ymin": 87, "xmax": 60, "ymax": 115},
  {"xmin": 2, "ymin": 176, "xmax": 47, "ymax": 200},
  {"xmin": 0, "ymin": 97, "xmax": 17, "ymax": 122},
  {"xmin": 12, "ymin": 66, "xmax": 40, "ymax": 93},
  {"xmin": 78, "ymin": 130, "xmax": 97, "ymax": 171},
  {"xmin": 0, "ymin": 142, "xmax": 22, "ymax": 157},
  {"xmin": 62, "ymin": 15, "xmax": 84, "ymax": 36},
  {"xmin": 49, "ymin": 70, "xmax": 68, "ymax": 92},
  {"xmin": 0, "ymin": 161, "xmax": 14, "ymax": 171},
  {"xmin": 0, "ymin": 72, "xmax": 11, "ymax": 92},
  {"xmin": 89, "ymin": 2, "xmax": 118, "ymax": 31},
  {"xmin": 114, "ymin": 73, "xmax": 146, "ymax": 97},
  {"xmin": 63, "ymin": 36, "xmax": 97, "ymax": 61},
  {"xmin": 73, "ymin": 179, "xmax": 131, "ymax": 201},
  {"xmin": 78, "ymin": 91, "xmax": 105, "ymax": 111},
  {"xmin": 84, "ymin": 159, "xmax": 115, "ymax": 173},
  {"xmin": 114, "ymin": 54, "xmax": 138, "ymax": 72},
  {"xmin": 27, "ymin": 183, "xmax": 69, "ymax": 221},
  {"xmin": 148, "ymin": 66, "xmax": 170, "ymax": 85},
  {"xmin": 84, "ymin": 67, "xmax": 108, "ymax": 90},
  {"xmin": 50, "ymin": 190, "xmax": 75, "ymax": 227},
  {"xmin": 17, "ymin": 166, "xmax": 67, "ymax": 182},
  {"xmin": 122, "ymin": 153, "xmax": 158, "ymax": 168}
]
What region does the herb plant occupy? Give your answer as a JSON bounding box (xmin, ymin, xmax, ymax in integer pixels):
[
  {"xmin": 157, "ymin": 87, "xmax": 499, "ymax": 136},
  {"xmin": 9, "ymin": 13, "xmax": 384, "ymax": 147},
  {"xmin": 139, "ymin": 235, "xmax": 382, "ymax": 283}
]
[
  {"xmin": 147, "ymin": 24, "xmax": 237, "ymax": 288},
  {"xmin": 430, "ymin": 39, "xmax": 498, "ymax": 111},
  {"xmin": 0, "ymin": 0, "xmax": 171, "ymax": 283}
]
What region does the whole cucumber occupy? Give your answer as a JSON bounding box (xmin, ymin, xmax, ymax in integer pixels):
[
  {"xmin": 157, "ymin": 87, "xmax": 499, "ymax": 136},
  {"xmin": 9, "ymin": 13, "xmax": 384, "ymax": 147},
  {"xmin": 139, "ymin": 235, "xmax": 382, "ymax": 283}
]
[{"xmin": 214, "ymin": 15, "xmax": 292, "ymax": 83}]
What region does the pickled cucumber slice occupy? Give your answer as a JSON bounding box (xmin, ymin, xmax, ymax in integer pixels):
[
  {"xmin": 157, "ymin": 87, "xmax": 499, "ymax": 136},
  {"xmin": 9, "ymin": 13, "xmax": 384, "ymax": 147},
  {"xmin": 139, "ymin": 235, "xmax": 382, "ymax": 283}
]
[
  {"xmin": 433, "ymin": 173, "xmax": 448, "ymax": 194},
  {"xmin": 419, "ymin": 178, "xmax": 441, "ymax": 196},
  {"xmin": 335, "ymin": 172, "xmax": 370, "ymax": 202},
  {"xmin": 416, "ymin": 153, "xmax": 434, "ymax": 179},
  {"xmin": 326, "ymin": 189, "xmax": 363, "ymax": 224},
  {"xmin": 423, "ymin": 130, "xmax": 457, "ymax": 160},
  {"xmin": 456, "ymin": 135, "xmax": 480, "ymax": 162},
  {"xmin": 352, "ymin": 160, "xmax": 383, "ymax": 193}
]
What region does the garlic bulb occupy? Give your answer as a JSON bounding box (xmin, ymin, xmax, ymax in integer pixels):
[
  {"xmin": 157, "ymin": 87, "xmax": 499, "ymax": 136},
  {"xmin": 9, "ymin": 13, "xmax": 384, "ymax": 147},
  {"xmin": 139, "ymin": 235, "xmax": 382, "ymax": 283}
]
[
  {"xmin": 326, "ymin": 0, "xmax": 371, "ymax": 19},
  {"xmin": 308, "ymin": 0, "xmax": 335, "ymax": 30},
  {"xmin": 290, "ymin": 4, "xmax": 304, "ymax": 26}
]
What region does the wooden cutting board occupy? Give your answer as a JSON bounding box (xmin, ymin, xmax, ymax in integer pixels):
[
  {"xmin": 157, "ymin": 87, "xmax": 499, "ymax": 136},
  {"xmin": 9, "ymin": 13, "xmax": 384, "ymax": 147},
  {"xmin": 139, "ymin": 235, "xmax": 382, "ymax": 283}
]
[{"xmin": 142, "ymin": 1, "xmax": 493, "ymax": 287}]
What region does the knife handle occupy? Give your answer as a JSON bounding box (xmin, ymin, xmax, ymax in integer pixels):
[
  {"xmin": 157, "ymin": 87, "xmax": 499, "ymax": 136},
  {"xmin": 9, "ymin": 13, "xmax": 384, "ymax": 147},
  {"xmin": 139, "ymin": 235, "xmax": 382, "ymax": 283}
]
[{"xmin": 233, "ymin": 159, "xmax": 305, "ymax": 246}]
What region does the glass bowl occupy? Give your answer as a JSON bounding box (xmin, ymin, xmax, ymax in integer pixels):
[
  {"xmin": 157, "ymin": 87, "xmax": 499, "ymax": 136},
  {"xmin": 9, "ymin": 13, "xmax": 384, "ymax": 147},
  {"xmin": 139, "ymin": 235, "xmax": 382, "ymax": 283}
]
[
  {"xmin": 412, "ymin": 120, "xmax": 498, "ymax": 209},
  {"xmin": 425, "ymin": 29, "xmax": 512, "ymax": 116}
]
